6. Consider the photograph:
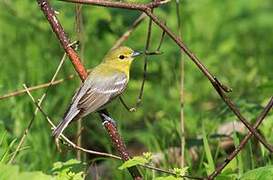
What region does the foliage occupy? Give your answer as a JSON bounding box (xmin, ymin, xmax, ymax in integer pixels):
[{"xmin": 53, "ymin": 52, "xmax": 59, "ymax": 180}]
[
  {"xmin": 240, "ymin": 166, "xmax": 273, "ymax": 180},
  {"xmin": 0, "ymin": 159, "xmax": 85, "ymax": 180},
  {"xmin": 119, "ymin": 152, "xmax": 152, "ymax": 170},
  {"xmin": 0, "ymin": 163, "xmax": 52, "ymax": 180},
  {"xmin": 51, "ymin": 159, "xmax": 86, "ymax": 180}
]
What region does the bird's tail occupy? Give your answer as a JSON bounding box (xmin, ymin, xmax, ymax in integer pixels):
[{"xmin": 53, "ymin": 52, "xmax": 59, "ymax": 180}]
[
  {"xmin": 52, "ymin": 108, "xmax": 80, "ymax": 139},
  {"xmin": 52, "ymin": 119, "xmax": 70, "ymax": 139}
]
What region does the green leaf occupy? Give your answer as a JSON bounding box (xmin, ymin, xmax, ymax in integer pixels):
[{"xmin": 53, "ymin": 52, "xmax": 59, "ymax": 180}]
[
  {"xmin": 51, "ymin": 159, "xmax": 86, "ymax": 180},
  {"xmin": 0, "ymin": 138, "xmax": 17, "ymax": 163},
  {"xmin": 20, "ymin": 171, "xmax": 53, "ymax": 180},
  {"xmin": 0, "ymin": 163, "xmax": 20, "ymax": 180},
  {"xmin": 241, "ymin": 166, "xmax": 273, "ymax": 180},
  {"xmin": 173, "ymin": 167, "xmax": 189, "ymax": 177},
  {"xmin": 154, "ymin": 175, "xmax": 180, "ymax": 180},
  {"xmin": 202, "ymin": 126, "xmax": 215, "ymax": 175},
  {"xmin": 118, "ymin": 156, "xmax": 148, "ymax": 170},
  {"xmin": 0, "ymin": 163, "xmax": 52, "ymax": 180}
]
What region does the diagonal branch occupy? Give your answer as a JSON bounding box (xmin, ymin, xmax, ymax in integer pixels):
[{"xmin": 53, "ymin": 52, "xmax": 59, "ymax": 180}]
[
  {"xmin": 59, "ymin": 0, "xmax": 171, "ymax": 10},
  {"xmin": 37, "ymin": 0, "xmax": 142, "ymax": 179},
  {"xmin": 208, "ymin": 97, "xmax": 273, "ymax": 179},
  {"xmin": 38, "ymin": 0, "xmax": 88, "ymax": 80}
]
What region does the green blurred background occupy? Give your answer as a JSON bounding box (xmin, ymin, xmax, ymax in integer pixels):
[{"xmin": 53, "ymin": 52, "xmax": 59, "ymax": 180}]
[{"xmin": 0, "ymin": 0, "xmax": 272, "ymax": 179}]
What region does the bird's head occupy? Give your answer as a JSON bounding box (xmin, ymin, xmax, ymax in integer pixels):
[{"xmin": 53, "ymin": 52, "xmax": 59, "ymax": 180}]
[{"xmin": 104, "ymin": 46, "xmax": 142, "ymax": 64}]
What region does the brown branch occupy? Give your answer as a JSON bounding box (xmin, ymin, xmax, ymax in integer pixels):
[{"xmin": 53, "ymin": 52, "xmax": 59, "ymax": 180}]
[
  {"xmin": 38, "ymin": 0, "xmax": 88, "ymax": 80},
  {"xmin": 0, "ymin": 73, "xmax": 80, "ymax": 101},
  {"xmin": 59, "ymin": 0, "xmax": 171, "ymax": 10},
  {"xmin": 59, "ymin": 0, "xmax": 273, "ymax": 153},
  {"xmin": 208, "ymin": 97, "xmax": 273, "ymax": 179},
  {"xmin": 211, "ymin": 84, "xmax": 273, "ymax": 152},
  {"xmin": 37, "ymin": 0, "xmax": 142, "ymax": 179}
]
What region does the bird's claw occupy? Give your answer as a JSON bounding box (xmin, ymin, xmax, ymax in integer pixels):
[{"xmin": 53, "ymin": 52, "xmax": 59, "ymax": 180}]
[{"xmin": 101, "ymin": 113, "xmax": 117, "ymax": 127}]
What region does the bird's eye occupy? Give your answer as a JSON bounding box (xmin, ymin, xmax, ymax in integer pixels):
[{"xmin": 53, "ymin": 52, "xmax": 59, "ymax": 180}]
[{"xmin": 119, "ymin": 55, "xmax": 125, "ymax": 60}]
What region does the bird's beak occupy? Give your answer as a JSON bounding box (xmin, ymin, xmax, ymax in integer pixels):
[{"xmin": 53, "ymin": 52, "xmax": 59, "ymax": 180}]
[{"xmin": 131, "ymin": 51, "xmax": 142, "ymax": 57}]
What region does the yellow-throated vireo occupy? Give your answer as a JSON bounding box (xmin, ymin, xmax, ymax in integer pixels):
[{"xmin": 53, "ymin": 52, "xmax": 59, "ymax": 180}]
[{"xmin": 53, "ymin": 46, "xmax": 141, "ymax": 139}]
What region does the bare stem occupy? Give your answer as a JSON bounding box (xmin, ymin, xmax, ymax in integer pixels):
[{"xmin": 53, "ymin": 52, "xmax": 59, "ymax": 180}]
[
  {"xmin": 136, "ymin": 6, "xmax": 153, "ymax": 107},
  {"xmin": 74, "ymin": 3, "xmax": 85, "ymax": 161},
  {"xmin": 175, "ymin": 0, "xmax": 185, "ymax": 168}
]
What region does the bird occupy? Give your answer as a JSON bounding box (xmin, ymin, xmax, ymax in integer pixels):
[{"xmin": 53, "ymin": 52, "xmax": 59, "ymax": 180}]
[{"xmin": 52, "ymin": 46, "xmax": 141, "ymax": 139}]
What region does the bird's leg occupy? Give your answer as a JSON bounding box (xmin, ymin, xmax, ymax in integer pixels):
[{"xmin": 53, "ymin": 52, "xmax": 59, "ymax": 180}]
[
  {"xmin": 98, "ymin": 110, "xmax": 117, "ymax": 127},
  {"xmin": 119, "ymin": 97, "xmax": 136, "ymax": 112}
]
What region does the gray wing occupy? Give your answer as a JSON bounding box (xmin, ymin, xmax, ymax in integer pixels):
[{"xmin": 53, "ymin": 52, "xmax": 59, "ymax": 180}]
[
  {"xmin": 77, "ymin": 72, "xmax": 128, "ymax": 116},
  {"xmin": 52, "ymin": 72, "xmax": 128, "ymax": 138}
]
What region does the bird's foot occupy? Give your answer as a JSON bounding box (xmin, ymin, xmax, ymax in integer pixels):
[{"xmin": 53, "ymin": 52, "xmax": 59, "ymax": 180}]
[{"xmin": 101, "ymin": 113, "xmax": 117, "ymax": 128}]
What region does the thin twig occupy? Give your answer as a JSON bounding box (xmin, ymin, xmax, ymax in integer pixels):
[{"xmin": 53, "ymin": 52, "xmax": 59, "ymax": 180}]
[
  {"xmin": 9, "ymin": 53, "xmax": 67, "ymax": 163},
  {"xmin": 8, "ymin": 94, "xmax": 45, "ymax": 164},
  {"xmin": 175, "ymin": 0, "xmax": 185, "ymax": 168},
  {"xmin": 208, "ymin": 97, "xmax": 273, "ymax": 179},
  {"xmin": 75, "ymin": 3, "xmax": 85, "ymax": 161},
  {"xmin": 136, "ymin": 6, "xmax": 153, "ymax": 107},
  {"xmin": 59, "ymin": 0, "xmax": 171, "ymax": 10}
]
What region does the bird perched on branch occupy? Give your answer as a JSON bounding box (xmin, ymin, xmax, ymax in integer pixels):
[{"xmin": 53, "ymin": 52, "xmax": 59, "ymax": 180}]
[{"xmin": 53, "ymin": 46, "xmax": 141, "ymax": 139}]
